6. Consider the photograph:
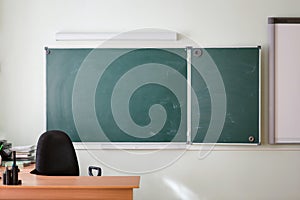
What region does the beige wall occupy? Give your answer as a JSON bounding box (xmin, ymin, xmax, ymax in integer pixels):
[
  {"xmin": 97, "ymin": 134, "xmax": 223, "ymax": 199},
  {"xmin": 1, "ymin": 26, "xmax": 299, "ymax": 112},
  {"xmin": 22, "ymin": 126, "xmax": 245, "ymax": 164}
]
[{"xmin": 1, "ymin": 0, "xmax": 300, "ymax": 199}]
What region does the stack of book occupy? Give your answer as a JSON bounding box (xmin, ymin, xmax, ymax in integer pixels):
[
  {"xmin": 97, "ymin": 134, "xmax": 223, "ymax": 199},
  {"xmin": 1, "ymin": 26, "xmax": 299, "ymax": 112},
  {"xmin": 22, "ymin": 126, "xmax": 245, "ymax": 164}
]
[{"xmin": 10, "ymin": 145, "xmax": 36, "ymax": 163}]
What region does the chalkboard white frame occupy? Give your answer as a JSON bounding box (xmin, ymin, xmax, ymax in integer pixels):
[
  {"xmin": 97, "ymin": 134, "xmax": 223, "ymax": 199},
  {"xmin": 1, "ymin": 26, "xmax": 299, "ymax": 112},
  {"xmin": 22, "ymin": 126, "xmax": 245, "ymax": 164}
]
[{"xmin": 44, "ymin": 45, "xmax": 261, "ymax": 149}]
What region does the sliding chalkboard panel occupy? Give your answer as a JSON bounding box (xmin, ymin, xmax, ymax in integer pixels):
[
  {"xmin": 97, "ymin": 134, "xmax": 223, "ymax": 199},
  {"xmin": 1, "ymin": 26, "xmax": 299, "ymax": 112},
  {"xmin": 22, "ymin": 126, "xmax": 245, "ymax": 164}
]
[
  {"xmin": 191, "ymin": 48, "xmax": 260, "ymax": 143},
  {"xmin": 46, "ymin": 47, "xmax": 260, "ymax": 144}
]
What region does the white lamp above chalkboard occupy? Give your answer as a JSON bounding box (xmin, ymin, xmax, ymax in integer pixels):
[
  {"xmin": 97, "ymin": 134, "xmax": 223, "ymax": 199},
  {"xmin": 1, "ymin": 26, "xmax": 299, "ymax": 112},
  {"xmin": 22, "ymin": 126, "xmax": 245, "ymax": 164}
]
[{"xmin": 55, "ymin": 31, "xmax": 177, "ymax": 41}]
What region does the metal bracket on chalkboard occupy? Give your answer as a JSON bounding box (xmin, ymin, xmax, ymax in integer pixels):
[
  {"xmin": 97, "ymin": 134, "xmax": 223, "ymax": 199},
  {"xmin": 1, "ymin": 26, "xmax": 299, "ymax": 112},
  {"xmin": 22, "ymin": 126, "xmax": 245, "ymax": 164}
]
[{"xmin": 45, "ymin": 47, "xmax": 50, "ymax": 55}]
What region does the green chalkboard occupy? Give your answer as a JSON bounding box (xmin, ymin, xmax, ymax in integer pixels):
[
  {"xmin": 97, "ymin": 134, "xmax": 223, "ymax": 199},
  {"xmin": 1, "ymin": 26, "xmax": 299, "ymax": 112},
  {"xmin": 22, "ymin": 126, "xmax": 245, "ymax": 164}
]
[
  {"xmin": 191, "ymin": 48, "xmax": 260, "ymax": 143},
  {"xmin": 46, "ymin": 47, "xmax": 260, "ymax": 144}
]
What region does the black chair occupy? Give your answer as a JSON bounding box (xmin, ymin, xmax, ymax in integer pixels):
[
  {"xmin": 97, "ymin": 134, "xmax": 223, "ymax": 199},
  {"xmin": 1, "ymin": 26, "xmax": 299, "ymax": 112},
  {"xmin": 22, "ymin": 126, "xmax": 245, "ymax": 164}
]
[{"xmin": 31, "ymin": 130, "xmax": 101, "ymax": 176}]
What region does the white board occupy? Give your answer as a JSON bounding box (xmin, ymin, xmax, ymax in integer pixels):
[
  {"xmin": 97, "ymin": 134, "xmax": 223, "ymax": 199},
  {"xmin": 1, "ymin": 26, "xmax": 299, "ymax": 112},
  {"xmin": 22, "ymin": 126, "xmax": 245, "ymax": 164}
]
[{"xmin": 269, "ymin": 17, "xmax": 300, "ymax": 143}]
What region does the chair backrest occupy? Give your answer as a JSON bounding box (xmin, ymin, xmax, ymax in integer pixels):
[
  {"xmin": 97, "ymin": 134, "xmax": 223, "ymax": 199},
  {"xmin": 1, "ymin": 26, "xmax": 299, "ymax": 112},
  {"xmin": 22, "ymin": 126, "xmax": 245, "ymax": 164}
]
[{"xmin": 31, "ymin": 130, "xmax": 79, "ymax": 176}]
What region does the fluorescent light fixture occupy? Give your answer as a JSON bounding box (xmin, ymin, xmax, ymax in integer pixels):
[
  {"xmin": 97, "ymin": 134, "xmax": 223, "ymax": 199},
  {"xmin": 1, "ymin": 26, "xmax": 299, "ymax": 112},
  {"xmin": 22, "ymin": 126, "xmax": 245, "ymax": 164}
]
[{"xmin": 55, "ymin": 31, "xmax": 177, "ymax": 41}]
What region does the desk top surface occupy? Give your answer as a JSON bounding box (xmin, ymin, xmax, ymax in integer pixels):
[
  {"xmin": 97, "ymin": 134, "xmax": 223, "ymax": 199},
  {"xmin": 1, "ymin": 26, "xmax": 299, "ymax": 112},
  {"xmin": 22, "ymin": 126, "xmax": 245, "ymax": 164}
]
[{"xmin": 0, "ymin": 165, "xmax": 140, "ymax": 189}]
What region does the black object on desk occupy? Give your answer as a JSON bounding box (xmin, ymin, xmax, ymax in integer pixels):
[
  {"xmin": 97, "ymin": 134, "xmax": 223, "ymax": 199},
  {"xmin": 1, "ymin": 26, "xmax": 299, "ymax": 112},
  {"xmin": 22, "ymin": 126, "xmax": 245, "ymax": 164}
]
[
  {"xmin": 3, "ymin": 151, "xmax": 21, "ymax": 185},
  {"xmin": 0, "ymin": 140, "xmax": 12, "ymax": 161},
  {"xmin": 88, "ymin": 166, "xmax": 102, "ymax": 176}
]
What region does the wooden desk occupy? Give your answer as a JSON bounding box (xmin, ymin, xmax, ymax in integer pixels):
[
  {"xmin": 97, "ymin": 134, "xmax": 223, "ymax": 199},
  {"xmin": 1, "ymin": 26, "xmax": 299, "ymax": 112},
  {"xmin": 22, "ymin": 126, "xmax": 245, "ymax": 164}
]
[{"xmin": 0, "ymin": 168, "xmax": 140, "ymax": 200}]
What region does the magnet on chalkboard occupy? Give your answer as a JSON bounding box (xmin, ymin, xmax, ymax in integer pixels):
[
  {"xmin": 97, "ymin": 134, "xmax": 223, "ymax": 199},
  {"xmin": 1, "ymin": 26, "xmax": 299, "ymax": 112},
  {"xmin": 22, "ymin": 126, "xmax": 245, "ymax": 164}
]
[
  {"xmin": 248, "ymin": 136, "xmax": 255, "ymax": 142},
  {"xmin": 45, "ymin": 47, "xmax": 51, "ymax": 55},
  {"xmin": 193, "ymin": 48, "xmax": 202, "ymax": 57}
]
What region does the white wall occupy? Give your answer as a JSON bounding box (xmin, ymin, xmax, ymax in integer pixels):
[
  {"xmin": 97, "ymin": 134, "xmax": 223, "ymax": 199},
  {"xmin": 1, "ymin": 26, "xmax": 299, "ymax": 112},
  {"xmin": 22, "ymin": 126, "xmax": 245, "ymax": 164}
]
[{"xmin": 1, "ymin": 0, "xmax": 300, "ymax": 199}]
